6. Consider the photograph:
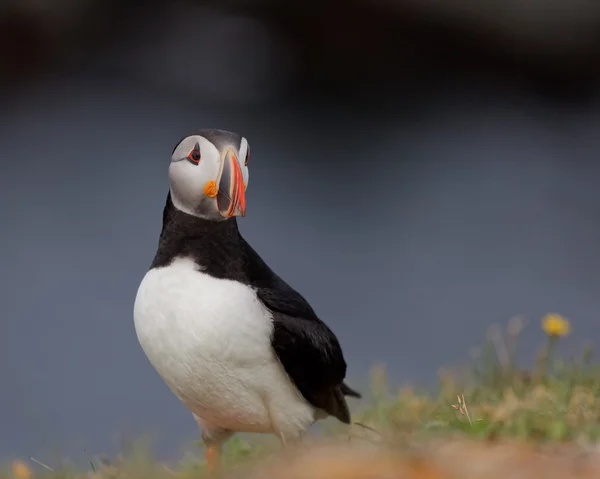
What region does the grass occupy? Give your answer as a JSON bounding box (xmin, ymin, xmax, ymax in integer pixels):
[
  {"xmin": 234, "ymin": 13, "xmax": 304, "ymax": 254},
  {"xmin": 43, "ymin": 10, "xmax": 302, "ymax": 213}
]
[
  {"xmin": 6, "ymin": 313, "xmax": 600, "ymax": 478},
  {"xmin": 351, "ymin": 315, "xmax": 600, "ymax": 445}
]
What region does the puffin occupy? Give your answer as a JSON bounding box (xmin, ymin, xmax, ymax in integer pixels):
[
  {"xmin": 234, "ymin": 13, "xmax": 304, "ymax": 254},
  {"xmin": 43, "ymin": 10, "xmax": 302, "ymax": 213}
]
[{"xmin": 133, "ymin": 129, "xmax": 360, "ymax": 471}]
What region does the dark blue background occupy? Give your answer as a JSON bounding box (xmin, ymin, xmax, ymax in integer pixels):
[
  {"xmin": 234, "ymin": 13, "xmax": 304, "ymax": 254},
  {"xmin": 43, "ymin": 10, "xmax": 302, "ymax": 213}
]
[{"xmin": 2, "ymin": 0, "xmax": 600, "ymax": 463}]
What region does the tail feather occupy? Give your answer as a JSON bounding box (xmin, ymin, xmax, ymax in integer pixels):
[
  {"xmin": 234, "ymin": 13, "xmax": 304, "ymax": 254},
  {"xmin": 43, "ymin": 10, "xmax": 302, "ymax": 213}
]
[
  {"xmin": 340, "ymin": 381, "xmax": 361, "ymax": 399},
  {"xmin": 312, "ymin": 382, "xmax": 362, "ymax": 425}
]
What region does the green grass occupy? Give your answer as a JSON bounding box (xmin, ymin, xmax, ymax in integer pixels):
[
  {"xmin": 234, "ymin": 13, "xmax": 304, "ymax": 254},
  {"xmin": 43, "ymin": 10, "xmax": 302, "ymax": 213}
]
[
  {"xmin": 5, "ymin": 314, "xmax": 600, "ymax": 478},
  {"xmin": 348, "ymin": 315, "xmax": 600, "ymax": 445}
]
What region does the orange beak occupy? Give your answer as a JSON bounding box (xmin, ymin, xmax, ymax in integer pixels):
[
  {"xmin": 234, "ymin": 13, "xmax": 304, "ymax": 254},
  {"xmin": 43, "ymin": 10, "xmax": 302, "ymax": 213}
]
[{"xmin": 217, "ymin": 151, "xmax": 246, "ymax": 218}]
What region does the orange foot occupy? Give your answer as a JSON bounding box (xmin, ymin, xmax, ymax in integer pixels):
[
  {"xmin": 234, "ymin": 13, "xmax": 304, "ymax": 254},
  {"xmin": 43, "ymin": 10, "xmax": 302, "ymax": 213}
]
[{"xmin": 205, "ymin": 445, "xmax": 221, "ymax": 474}]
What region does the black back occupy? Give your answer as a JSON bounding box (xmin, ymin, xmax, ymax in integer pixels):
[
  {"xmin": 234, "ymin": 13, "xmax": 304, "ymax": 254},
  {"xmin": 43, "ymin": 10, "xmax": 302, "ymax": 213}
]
[{"xmin": 151, "ymin": 194, "xmax": 361, "ymax": 423}]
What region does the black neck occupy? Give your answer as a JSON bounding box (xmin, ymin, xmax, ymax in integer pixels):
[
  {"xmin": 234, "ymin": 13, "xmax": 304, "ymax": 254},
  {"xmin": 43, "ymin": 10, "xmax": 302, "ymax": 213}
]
[{"xmin": 150, "ymin": 193, "xmax": 248, "ymax": 281}]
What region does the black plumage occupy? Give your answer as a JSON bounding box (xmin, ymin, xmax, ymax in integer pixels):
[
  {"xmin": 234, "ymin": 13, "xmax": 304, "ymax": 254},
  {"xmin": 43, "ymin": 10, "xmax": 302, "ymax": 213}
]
[{"xmin": 150, "ymin": 193, "xmax": 361, "ymax": 423}]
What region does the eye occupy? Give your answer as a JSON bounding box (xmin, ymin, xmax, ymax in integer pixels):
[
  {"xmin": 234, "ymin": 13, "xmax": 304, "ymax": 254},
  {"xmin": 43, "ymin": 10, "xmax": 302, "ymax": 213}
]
[
  {"xmin": 186, "ymin": 142, "xmax": 201, "ymax": 165},
  {"xmin": 244, "ymin": 145, "xmax": 250, "ymax": 166}
]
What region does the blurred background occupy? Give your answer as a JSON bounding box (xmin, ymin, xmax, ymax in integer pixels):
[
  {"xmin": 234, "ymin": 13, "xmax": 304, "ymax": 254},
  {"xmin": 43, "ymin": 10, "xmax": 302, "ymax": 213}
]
[{"xmin": 2, "ymin": 0, "xmax": 600, "ymax": 464}]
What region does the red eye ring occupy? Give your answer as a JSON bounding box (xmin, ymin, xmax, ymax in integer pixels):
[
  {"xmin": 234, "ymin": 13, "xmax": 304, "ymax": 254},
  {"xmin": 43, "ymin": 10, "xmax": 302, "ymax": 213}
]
[{"xmin": 187, "ymin": 142, "xmax": 201, "ymax": 165}]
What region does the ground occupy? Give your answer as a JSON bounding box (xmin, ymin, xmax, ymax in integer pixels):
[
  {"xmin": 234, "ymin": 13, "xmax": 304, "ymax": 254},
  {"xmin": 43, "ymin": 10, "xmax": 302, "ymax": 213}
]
[{"xmin": 4, "ymin": 314, "xmax": 600, "ymax": 478}]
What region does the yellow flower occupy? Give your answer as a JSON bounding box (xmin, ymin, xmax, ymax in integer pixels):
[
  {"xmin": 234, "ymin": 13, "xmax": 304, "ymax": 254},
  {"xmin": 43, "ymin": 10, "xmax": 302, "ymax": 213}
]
[
  {"xmin": 11, "ymin": 460, "xmax": 32, "ymax": 479},
  {"xmin": 541, "ymin": 313, "xmax": 570, "ymax": 337}
]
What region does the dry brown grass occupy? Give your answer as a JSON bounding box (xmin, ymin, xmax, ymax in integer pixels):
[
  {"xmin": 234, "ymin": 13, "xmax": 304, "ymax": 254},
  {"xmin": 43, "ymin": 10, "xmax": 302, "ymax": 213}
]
[
  {"xmin": 7, "ymin": 439, "xmax": 600, "ymax": 479},
  {"xmin": 231, "ymin": 439, "xmax": 600, "ymax": 479}
]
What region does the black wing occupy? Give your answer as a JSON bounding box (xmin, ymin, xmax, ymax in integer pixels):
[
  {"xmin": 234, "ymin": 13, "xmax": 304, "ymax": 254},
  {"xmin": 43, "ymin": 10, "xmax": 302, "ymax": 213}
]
[{"xmin": 240, "ymin": 237, "xmax": 360, "ymax": 423}]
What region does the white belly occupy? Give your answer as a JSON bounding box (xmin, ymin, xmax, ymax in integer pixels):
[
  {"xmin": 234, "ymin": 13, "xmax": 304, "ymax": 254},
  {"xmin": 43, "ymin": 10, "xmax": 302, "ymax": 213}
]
[{"xmin": 133, "ymin": 256, "xmax": 316, "ymax": 437}]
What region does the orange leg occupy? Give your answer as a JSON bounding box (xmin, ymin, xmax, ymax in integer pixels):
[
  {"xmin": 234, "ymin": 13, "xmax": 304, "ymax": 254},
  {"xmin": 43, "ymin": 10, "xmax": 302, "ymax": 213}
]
[{"xmin": 205, "ymin": 444, "xmax": 221, "ymax": 474}]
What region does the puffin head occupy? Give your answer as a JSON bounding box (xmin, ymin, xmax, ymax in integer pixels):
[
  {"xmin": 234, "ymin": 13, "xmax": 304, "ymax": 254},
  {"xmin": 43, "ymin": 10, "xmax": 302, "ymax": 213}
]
[{"xmin": 169, "ymin": 129, "xmax": 250, "ymax": 221}]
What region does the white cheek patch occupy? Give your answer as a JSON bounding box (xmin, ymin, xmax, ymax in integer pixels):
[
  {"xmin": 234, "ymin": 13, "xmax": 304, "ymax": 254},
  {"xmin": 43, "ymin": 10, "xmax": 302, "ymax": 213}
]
[{"xmin": 168, "ymin": 136, "xmax": 223, "ymax": 219}]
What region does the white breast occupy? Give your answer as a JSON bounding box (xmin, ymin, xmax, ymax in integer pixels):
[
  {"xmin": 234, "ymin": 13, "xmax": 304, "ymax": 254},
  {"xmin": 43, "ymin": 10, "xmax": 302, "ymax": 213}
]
[{"xmin": 133, "ymin": 256, "xmax": 317, "ymax": 438}]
